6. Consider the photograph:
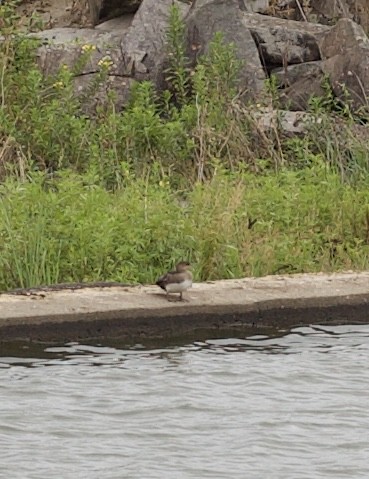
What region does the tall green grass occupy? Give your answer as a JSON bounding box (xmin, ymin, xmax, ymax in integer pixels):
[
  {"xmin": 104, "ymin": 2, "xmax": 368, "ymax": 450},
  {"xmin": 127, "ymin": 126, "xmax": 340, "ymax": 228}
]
[{"xmin": 1, "ymin": 165, "xmax": 369, "ymax": 291}]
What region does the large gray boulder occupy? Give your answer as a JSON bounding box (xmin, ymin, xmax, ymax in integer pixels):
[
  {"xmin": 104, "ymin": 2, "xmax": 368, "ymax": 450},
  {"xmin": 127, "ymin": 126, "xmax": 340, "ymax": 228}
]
[
  {"xmin": 121, "ymin": 0, "xmax": 189, "ymax": 85},
  {"xmin": 319, "ymin": 18, "xmax": 369, "ymax": 113},
  {"xmin": 272, "ymin": 61, "xmax": 324, "ymax": 87},
  {"xmin": 252, "ymin": 107, "xmax": 323, "ymax": 136},
  {"xmin": 278, "ymin": 71, "xmax": 326, "ymax": 111},
  {"xmin": 185, "ymin": 0, "xmax": 266, "ymax": 97},
  {"xmin": 242, "ymin": 13, "xmax": 329, "ymax": 68},
  {"xmin": 29, "ymin": 0, "xmax": 369, "ymax": 116}
]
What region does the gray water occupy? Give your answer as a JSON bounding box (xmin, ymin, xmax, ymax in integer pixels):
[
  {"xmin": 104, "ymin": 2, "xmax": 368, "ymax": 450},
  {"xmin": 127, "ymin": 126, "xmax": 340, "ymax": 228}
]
[{"xmin": 1, "ymin": 325, "xmax": 369, "ymax": 479}]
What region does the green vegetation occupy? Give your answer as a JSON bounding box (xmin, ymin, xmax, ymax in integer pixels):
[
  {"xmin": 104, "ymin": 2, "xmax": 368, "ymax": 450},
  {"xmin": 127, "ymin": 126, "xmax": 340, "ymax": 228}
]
[
  {"xmin": 1, "ymin": 3, "xmax": 369, "ymax": 291},
  {"xmin": 2, "ymin": 166, "xmax": 369, "ymax": 291}
]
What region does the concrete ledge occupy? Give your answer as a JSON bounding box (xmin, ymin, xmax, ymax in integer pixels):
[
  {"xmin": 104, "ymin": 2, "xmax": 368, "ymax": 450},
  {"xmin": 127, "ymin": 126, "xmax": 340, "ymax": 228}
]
[{"xmin": 1, "ymin": 272, "xmax": 369, "ymax": 342}]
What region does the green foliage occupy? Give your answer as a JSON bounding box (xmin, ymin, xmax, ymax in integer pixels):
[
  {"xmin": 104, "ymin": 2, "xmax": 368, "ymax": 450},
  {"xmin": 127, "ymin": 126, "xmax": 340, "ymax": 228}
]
[
  {"xmin": 1, "ymin": 2, "xmax": 367, "ymax": 185},
  {"xmin": 1, "ymin": 165, "xmax": 369, "ymax": 291},
  {"xmin": 0, "ymin": 1, "xmax": 21, "ymax": 35},
  {"xmin": 197, "ymin": 32, "xmax": 242, "ymax": 101},
  {"xmin": 165, "ymin": 3, "xmax": 190, "ymax": 106},
  {"xmin": 264, "ymin": 74, "xmax": 280, "ymax": 108},
  {"xmin": 1, "ymin": 3, "xmax": 369, "ymax": 291}
]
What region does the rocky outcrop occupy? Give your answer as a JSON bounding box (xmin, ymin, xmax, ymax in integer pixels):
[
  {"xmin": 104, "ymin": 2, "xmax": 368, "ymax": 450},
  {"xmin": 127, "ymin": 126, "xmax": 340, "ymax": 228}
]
[
  {"xmin": 34, "ymin": 0, "xmax": 190, "ymax": 111},
  {"xmin": 242, "ymin": 0, "xmax": 269, "ymax": 12},
  {"xmin": 278, "ymin": 75, "xmax": 325, "ymax": 111},
  {"xmin": 243, "ymin": 12, "xmax": 328, "ymax": 110},
  {"xmin": 29, "ymin": 0, "xmax": 369, "ymax": 116},
  {"xmin": 275, "ymin": 63, "xmax": 326, "ymax": 110}
]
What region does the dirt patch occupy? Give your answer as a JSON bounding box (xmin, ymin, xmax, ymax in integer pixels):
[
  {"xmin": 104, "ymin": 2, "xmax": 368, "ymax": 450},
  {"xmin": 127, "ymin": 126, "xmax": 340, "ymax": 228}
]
[{"xmin": 16, "ymin": 0, "xmax": 92, "ymax": 29}]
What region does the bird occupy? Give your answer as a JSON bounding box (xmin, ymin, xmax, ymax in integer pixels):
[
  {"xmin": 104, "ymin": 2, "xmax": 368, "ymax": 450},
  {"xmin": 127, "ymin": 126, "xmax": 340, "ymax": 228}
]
[{"xmin": 156, "ymin": 261, "xmax": 193, "ymax": 301}]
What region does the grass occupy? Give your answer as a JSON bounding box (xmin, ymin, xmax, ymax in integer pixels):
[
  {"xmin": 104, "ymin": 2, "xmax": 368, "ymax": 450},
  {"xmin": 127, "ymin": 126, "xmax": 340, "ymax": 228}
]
[{"xmin": 1, "ymin": 165, "xmax": 369, "ymax": 291}]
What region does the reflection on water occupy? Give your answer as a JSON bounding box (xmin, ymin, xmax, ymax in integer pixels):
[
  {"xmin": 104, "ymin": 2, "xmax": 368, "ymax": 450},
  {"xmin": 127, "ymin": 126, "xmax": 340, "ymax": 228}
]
[{"xmin": 1, "ymin": 325, "xmax": 369, "ymax": 479}]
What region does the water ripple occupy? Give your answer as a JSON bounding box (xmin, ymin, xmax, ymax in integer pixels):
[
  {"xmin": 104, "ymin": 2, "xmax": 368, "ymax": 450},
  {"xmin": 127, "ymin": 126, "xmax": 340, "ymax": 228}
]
[{"xmin": 1, "ymin": 325, "xmax": 369, "ymax": 478}]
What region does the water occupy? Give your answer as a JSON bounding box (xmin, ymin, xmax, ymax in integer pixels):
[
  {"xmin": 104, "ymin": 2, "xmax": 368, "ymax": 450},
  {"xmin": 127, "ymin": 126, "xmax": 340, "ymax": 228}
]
[{"xmin": 1, "ymin": 324, "xmax": 369, "ymax": 479}]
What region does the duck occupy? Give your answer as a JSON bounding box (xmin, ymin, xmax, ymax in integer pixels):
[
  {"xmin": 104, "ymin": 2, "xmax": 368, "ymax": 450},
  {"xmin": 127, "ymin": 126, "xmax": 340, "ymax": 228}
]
[{"xmin": 156, "ymin": 261, "xmax": 193, "ymax": 301}]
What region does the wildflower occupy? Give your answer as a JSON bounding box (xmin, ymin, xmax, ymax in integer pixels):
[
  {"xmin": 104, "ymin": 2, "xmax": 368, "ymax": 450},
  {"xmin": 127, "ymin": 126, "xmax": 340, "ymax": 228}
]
[
  {"xmin": 81, "ymin": 44, "xmax": 96, "ymax": 53},
  {"xmin": 98, "ymin": 56, "xmax": 113, "ymax": 69},
  {"xmin": 159, "ymin": 179, "xmax": 170, "ymax": 188},
  {"xmin": 53, "ymin": 81, "xmax": 64, "ymax": 89}
]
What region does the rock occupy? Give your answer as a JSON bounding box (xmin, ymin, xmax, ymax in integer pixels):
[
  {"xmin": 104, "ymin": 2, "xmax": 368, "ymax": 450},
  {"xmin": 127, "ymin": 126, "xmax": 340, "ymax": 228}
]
[
  {"xmin": 243, "ymin": 13, "xmax": 329, "ymax": 70},
  {"xmin": 32, "ymin": 27, "xmax": 120, "ymax": 45},
  {"xmin": 272, "ymin": 61, "xmax": 326, "ymax": 111},
  {"xmin": 345, "ymin": 0, "xmax": 369, "ymax": 33},
  {"xmin": 319, "ymin": 18, "xmax": 369, "ymax": 113},
  {"xmin": 34, "ymin": 28, "xmax": 124, "ymax": 76},
  {"xmin": 242, "ymin": 0, "xmax": 269, "ymax": 13},
  {"xmin": 15, "ymin": 0, "xmax": 92, "ymax": 29},
  {"xmin": 34, "ymin": 27, "xmax": 131, "ymax": 111},
  {"xmin": 319, "ymin": 17, "xmax": 369, "ymax": 58},
  {"xmin": 261, "ymin": 0, "xmax": 369, "ymax": 28},
  {"xmin": 74, "ymin": 75, "xmax": 135, "ymax": 112},
  {"xmin": 252, "ymin": 107, "xmax": 323, "ymax": 136},
  {"xmin": 32, "ymin": 0, "xmax": 190, "ymax": 112},
  {"xmin": 121, "ymin": 0, "xmax": 190, "ymax": 85},
  {"xmin": 185, "ymin": 0, "xmax": 266, "ymax": 97},
  {"xmin": 278, "ymin": 72, "xmax": 326, "ymax": 111},
  {"xmin": 261, "ymin": 0, "xmax": 301, "ymax": 20},
  {"xmin": 27, "ymin": 0, "xmax": 368, "ymax": 117},
  {"xmin": 95, "ymin": 14, "xmax": 135, "ymax": 31},
  {"xmin": 309, "ymin": 0, "xmax": 350, "ymax": 25},
  {"xmin": 272, "ymin": 61, "xmax": 324, "ymax": 87},
  {"xmin": 310, "ymin": 0, "xmax": 369, "ymax": 32},
  {"xmin": 87, "ymin": 0, "xmax": 142, "ymax": 25}
]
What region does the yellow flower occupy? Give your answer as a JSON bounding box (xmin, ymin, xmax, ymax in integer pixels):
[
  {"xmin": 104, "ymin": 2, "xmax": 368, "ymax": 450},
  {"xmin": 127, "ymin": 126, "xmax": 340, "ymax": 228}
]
[
  {"xmin": 98, "ymin": 56, "xmax": 113, "ymax": 69},
  {"xmin": 53, "ymin": 81, "xmax": 64, "ymax": 89},
  {"xmin": 159, "ymin": 179, "xmax": 169, "ymax": 188},
  {"xmin": 81, "ymin": 44, "xmax": 96, "ymax": 53}
]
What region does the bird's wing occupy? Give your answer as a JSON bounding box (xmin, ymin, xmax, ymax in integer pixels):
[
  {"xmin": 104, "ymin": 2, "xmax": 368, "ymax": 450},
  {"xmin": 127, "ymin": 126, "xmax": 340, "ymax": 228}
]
[{"xmin": 166, "ymin": 272, "xmax": 189, "ymax": 283}]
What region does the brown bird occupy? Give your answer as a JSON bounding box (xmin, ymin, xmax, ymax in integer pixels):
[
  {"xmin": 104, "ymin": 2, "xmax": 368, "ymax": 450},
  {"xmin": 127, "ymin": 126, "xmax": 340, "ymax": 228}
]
[{"xmin": 156, "ymin": 261, "xmax": 193, "ymax": 301}]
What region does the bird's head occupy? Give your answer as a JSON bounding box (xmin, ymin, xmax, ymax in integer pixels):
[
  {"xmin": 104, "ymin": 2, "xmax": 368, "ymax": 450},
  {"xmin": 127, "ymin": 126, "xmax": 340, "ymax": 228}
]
[{"xmin": 176, "ymin": 261, "xmax": 191, "ymax": 272}]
